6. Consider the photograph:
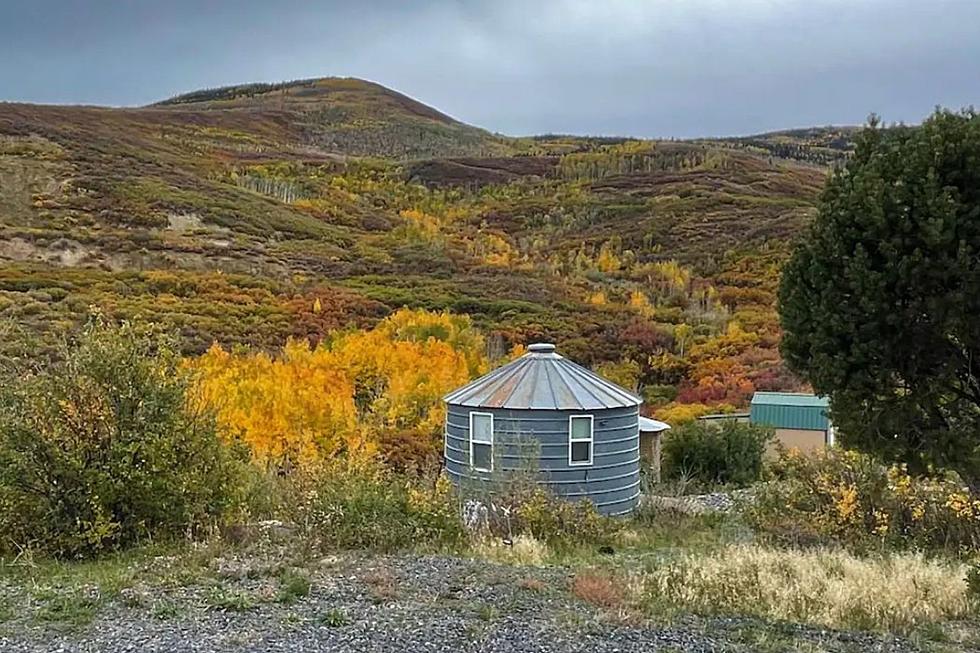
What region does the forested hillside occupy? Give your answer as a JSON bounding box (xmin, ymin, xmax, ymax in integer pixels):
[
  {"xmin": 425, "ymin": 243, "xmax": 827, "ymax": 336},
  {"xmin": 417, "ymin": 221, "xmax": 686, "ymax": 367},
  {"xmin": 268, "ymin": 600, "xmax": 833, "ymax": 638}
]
[{"xmin": 0, "ymin": 76, "xmax": 835, "ymax": 421}]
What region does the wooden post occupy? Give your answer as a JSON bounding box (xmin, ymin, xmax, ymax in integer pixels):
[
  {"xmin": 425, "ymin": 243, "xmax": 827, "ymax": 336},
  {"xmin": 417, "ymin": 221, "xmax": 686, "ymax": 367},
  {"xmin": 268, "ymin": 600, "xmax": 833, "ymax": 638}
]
[{"xmin": 650, "ymin": 431, "xmax": 662, "ymax": 484}]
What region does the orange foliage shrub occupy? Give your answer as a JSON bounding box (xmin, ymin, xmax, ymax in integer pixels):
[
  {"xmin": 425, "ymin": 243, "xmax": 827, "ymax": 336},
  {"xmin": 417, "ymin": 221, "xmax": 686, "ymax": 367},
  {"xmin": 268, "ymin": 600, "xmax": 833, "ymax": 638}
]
[{"xmin": 377, "ymin": 428, "xmax": 441, "ymax": 473}]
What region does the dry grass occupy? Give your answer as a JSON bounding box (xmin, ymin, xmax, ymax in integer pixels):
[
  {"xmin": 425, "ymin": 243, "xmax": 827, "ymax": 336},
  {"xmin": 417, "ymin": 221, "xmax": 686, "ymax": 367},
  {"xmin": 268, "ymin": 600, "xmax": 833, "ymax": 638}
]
[
  {"xmin": 571, "ymin": 572, "xmax": 626, "ymax": 609},
  {"xmin": 517, "ymin": 577, "xmax": 547, "ymax": 592},
  {"xmin": 641, "ymin": 544, "xmax": 972, "ymax": 633},
  {"xmin": 471, "ymin": 535, "xmax": 550, "ymax": 567},
  {"xmin": 361, "ymin": 567, "xmax": 399, "ymax": 603}
]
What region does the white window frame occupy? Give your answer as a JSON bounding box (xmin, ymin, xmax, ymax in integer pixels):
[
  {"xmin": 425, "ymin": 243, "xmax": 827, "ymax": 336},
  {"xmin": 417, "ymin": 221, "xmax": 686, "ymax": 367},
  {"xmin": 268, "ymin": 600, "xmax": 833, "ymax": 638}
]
[
  {"xmin": 469, "ymin": 411, "xmax": 494, "ymax": 472},
  {"xmin": 568, "ymin": 414, "xmax": 594, "ymax": 467}
]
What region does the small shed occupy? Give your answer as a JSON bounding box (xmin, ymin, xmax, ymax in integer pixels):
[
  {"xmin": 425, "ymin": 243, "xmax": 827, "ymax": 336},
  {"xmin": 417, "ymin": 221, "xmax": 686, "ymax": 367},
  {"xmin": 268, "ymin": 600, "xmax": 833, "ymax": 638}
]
[
  {"xmin": 443, "ymin": 343, "xmax": 643, "ymax": 516},
  {"xmin": 749, "ymin": 392, "xmax": 834, "ymax": 453}
]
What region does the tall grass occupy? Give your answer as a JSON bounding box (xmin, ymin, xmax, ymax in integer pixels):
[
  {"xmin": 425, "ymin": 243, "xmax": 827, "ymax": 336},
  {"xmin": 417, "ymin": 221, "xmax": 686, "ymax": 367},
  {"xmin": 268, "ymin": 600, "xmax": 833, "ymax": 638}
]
[{"xmin": 641, "ymin": 544, "xmax": 972, "ymax": 633}]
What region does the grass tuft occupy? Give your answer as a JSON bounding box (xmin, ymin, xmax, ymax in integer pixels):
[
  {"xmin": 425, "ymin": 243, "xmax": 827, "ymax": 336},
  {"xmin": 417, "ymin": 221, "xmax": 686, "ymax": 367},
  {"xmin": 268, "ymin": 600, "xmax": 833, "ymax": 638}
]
[
  {"xmin": 33, "ymin": 591, "xmax": 101, "ymax": 629},
  {"xmin": 276, "ymin": 569, "xmax": 311, "ymax": 604},
  {"xmin": 151, "ymin": 600, "xmax": 183, "ymax": 620},
  {"xmin": 205, "ymin": 587, "xmax": 257, "ymax": 612},
  {"xmin": 317, "ymin": 607, "xmax": 349, "ymax": 627},
  {"xmin": 474, "ymin": 602, "xmax": 499, "ymax": 621}
]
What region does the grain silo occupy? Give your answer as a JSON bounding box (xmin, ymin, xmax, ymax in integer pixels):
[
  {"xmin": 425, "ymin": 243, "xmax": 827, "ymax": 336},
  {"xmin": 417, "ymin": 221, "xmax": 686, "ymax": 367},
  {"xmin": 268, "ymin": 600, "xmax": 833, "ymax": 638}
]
[{"xmin": 443, "ymin": 343, "xmax": 642, "ymax": 515}]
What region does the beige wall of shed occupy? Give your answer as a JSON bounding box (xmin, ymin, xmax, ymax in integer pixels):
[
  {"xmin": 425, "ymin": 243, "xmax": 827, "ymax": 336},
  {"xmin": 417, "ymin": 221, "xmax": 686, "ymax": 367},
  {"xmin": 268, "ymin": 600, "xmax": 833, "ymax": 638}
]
[
  {"xmin": 640, "ymin": 431, "xmax": 663, "ymax": 483},
  {"xmin": 768, "ymin": 428, "xmax": 828, "ymax": 456}
]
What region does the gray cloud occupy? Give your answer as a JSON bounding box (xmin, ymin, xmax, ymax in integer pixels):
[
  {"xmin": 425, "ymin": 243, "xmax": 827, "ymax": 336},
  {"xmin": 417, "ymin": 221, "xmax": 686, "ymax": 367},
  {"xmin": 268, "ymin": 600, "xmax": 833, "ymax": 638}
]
[{"xmin": 1, "ymin": 0, "xmax": 977, "ymax": 137}]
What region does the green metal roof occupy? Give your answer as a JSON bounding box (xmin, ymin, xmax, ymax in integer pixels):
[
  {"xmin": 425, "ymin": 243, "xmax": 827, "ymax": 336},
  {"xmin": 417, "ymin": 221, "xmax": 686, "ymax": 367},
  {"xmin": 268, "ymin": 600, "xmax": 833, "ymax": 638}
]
[{"xmin": 750, "ymin": 392, "xmax": 829, "ymax": 431}]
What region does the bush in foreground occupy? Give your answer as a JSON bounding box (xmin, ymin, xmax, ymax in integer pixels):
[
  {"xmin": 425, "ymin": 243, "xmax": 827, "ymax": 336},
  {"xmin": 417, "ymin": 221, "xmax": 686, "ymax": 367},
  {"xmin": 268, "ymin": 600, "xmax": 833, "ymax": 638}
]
[
  {"xmin": 660, "ymin": 420, "xmax": 772, "ymax": 488},
  {"xmin": 0, "ymin": 319, "xmax": 240, "ymax": 557},
  {"xmin": 744, "ymin": 448, "xmax": 980, "ymax": 553}
]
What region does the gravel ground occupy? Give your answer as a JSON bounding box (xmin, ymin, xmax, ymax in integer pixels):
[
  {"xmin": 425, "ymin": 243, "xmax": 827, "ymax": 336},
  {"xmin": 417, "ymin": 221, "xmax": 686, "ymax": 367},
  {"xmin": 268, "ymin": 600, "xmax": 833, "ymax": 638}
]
[
  {"xmin": 0, "ymin": 554, "xmax": 931, "ymax": 653},
  {"xmin": 642, "ymin": 488, "xmax": 756, "ymax": 515}
]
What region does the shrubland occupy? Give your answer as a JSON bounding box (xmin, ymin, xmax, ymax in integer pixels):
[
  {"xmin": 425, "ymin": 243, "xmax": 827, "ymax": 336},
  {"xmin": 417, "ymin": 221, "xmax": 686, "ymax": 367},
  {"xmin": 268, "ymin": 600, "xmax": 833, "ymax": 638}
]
[
  {"xmin": 2, "ymin": 311, "xmax": 979, "ymax": 641},
  {"xmin": 0, "ymin": 314, "xmax": 612, "ymax": 558}
]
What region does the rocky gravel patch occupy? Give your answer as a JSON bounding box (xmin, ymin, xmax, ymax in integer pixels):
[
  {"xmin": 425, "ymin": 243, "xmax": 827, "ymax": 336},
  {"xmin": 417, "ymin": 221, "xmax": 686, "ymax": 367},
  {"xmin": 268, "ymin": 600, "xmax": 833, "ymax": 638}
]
[
  {"xmin": 0, "ymin": 554, "xmax": 931, "ymax": 653},
  {"xmin": 642, "ymin": 488, "xmax": 756, "ymax": 515}
]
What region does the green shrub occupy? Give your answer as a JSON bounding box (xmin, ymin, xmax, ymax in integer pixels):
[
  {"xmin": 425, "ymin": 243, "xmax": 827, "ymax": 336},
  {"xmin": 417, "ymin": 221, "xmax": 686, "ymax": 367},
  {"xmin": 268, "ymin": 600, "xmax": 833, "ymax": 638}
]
[
  {"xmin": 0, "ymin": 318, "xmax": 241, "ymax": 557},
  {"xmin": 514, "ymin": 489, "xmax": 614, "ymax": 546},
  {"xmin": 660, "ymin": 420, "xmax": 772, "ymax": 488},
  {"xmin": 744, "ymin": 448, "xmax": 980, "ymax": 553},
  {"xmin": 459, "ymin": 463, "xmax": 619, "ymax": 547},
  {"xmin": 295, "ymin": 464, "xmax": 463, "ymax": 552}
]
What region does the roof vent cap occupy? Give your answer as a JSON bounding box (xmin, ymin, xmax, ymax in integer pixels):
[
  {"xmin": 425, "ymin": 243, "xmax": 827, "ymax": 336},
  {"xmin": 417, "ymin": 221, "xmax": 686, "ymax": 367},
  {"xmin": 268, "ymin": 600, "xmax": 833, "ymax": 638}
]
[{"xmin": 527, "ymin": 343, "xmax": 557, "ymax": 353}]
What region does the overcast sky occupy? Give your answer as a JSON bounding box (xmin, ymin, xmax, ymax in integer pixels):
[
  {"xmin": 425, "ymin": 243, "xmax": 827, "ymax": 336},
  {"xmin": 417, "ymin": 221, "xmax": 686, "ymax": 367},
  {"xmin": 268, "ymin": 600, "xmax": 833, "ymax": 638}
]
[{"xmin": 1, "ymin": 0, "xmax": 978, "ymax": 138}]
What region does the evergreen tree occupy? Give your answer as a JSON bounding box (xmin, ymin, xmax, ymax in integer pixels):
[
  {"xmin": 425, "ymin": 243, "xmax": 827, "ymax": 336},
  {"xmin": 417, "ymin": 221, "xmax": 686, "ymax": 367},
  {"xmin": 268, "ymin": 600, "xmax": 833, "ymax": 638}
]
[{"xmin": 779, "ymin": 110, "xmax": 980, "ymax": 490}]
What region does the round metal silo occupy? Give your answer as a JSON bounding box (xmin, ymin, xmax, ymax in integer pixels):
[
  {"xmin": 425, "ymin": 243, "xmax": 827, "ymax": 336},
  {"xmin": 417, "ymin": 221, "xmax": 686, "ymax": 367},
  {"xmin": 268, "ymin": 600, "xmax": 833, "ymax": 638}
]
[{"xmin": 443, "ymin": 343, "xmax": 642, "ymax": 516}]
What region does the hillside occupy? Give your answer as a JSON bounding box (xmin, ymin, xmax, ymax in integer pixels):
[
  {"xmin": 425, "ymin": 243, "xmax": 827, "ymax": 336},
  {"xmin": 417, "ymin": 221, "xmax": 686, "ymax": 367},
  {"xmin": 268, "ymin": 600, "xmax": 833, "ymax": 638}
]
[
  {"xmin": 0, "ymin": 76, "xmax": 833, "ymax": 417},
  {"xmin": 709, "ymin": 126, "xmax": 859, "ymax": 167},
  {"xmin": 155, "ymin": 76, "xmax": 516, "ymax": 159}
]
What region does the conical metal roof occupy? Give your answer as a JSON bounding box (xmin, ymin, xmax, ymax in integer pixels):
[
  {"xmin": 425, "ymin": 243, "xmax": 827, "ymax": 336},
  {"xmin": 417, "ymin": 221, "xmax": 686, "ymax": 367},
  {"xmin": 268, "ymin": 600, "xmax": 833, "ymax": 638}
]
[{"xmin": 444, "ymin": 343, "xmax": 642, "ymax": 410}]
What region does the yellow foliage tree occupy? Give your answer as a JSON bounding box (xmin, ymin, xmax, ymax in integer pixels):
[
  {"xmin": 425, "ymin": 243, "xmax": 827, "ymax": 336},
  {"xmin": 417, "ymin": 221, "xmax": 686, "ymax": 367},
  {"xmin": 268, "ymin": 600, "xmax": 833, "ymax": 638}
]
[
  {"xmin": 190, "ymin": 309, "xmax": 488, "ymax": 468},
  {"xmin": 629, "ymin": 290, "xmax": 654, "ymax": 316},
  {"xmin": 594, "ymin": 358, "xmax": 642, "ymax": 392},
  {"xmin": 587, "ymin": 291, "xmax": 608, "ymax": 306},
  {"xmin": 370, "ymin": 308, "xmax": 486, "ymax": 377},
  {"xmin": 468, "ymin": 233, "xmax": 517, "ymax": 267},
  {"xmin": 328, "ymin": 328, "xmax": 477, "ymax": 435},
  {"xmin": 657, "ymin": 402, "xmax": 736, "ymax": 425},
  {"xmin": 396, "ymin": 209, "xmax": 443, "ymax": 245},
  {"xmin": 596, "ymin": 241, "xmax": 622, "ymax": 274},
  {"xmin": 191, "ymin": 341, "xmax": 361, "ymax": 467}
]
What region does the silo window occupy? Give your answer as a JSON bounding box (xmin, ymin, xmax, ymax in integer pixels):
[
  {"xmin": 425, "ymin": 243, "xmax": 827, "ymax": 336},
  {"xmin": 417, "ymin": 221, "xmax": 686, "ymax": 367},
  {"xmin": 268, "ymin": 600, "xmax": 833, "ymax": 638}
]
[
  {"xmin": 569, "ymin": 415, "xmax": 594, "ymax": 466},
  {"xmin": 470, "ymin": 412, "xmax": 494, "ymax": 472}
]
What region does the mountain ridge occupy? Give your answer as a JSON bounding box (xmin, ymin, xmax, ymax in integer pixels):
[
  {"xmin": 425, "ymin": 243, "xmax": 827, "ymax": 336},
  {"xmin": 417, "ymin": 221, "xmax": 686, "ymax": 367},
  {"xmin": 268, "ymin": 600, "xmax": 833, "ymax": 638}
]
[{"xmin": 152, "ymin": 76, "xmax": 460, "ymax": 124}]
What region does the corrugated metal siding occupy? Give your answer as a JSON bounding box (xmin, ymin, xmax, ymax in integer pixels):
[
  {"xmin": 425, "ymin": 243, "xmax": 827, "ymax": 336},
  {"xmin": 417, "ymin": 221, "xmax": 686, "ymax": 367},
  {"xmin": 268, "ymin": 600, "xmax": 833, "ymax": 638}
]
[
  {"xmin": 444, "ymin": 404, "xmax": 641, "ymax": 516},
  {"xmin": 751, "ymin": 392, "xmax": 828, "ymax": 408},
  {"xmin": 750, "ymin": 403, "xmax": 829, "ymax": 431}
]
